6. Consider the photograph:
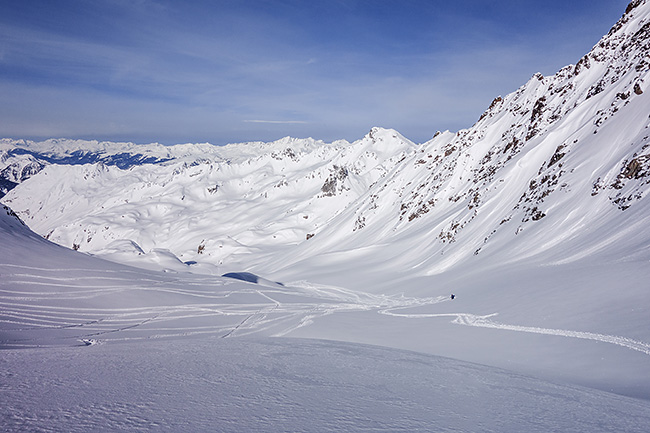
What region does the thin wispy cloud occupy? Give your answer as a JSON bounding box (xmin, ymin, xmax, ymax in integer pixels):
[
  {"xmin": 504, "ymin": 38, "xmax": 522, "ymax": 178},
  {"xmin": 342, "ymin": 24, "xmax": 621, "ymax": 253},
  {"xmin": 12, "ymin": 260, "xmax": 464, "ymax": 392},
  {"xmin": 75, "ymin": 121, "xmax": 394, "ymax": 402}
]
[
  {"xmin": 244, "ymin": 120, "xmax": 309, "ymax": 124},
  {"xmin": 0, "ymin": 0, "xmax": 631, "ymax": 145}
]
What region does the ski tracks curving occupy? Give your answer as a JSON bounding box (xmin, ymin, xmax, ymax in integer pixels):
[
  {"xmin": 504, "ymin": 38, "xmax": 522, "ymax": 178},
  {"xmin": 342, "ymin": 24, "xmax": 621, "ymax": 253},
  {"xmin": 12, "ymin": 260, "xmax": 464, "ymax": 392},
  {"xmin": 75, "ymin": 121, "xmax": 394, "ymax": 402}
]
[
  {"xmin": 380, "ymin": 309, "xmax": 650, "ymax": 356},
  {"xmin": 3, "ymin": 261, "xmax": 649, "ymax": 356}
]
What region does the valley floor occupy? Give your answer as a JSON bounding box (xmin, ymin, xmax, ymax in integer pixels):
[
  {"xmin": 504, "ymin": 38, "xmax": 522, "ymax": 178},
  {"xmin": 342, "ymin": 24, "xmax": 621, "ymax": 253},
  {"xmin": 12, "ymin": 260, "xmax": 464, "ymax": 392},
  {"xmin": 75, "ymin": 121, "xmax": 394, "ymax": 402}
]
[
  {"xmin": 2, "ymin": 244, "xmax": 650, "ymax": 431},
  {"xmin": 2, "ymin": 204, "xmax": 650, "ymax": 431}
]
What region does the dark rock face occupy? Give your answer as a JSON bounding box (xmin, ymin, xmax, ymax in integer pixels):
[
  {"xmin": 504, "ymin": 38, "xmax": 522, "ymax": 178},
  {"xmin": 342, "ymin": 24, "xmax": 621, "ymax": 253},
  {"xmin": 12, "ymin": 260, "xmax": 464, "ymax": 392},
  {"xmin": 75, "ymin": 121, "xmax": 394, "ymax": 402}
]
[{"xmin": 321, "ymin": 165, "xmax": 349, "ymax": 197}]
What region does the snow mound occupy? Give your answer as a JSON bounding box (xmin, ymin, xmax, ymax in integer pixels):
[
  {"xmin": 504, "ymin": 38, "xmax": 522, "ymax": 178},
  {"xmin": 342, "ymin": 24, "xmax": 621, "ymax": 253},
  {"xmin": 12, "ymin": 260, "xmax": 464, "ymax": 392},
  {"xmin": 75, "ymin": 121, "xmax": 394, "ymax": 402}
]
[{"xmin": 222, "ymin": 271, "xmax": 285, "ymax": 286}]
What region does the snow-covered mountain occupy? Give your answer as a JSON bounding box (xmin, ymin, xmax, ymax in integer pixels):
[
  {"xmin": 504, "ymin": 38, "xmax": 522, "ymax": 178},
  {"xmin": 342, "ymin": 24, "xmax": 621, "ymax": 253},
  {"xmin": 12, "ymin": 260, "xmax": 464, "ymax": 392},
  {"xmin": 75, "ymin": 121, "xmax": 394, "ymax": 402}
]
[
  {"xmin": 4, "ymin": 2, "xmax": 650, "ymax": 281},
  {"xmin": 2, "ymin": 1, "xmax": 650, "ymax": 424},
  {"xmin": 1, "ymin": 129, "xmax": 419, "ymax": 274},
  {"xmin": 0, "ymin": 150, "xmax": 45, "ymax": 197},
  {"xmin": 0, "ymin": 137, "xmax": 215, "ymax": 197}
]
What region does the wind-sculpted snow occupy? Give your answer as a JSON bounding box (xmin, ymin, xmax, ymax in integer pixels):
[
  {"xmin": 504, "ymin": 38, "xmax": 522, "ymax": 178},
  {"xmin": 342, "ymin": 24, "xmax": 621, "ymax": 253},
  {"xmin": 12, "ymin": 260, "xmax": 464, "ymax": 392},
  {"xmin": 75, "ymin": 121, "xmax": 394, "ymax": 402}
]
[{"xmin": 4, "ymin": 338, "xmax": 650, "ymax": 433}]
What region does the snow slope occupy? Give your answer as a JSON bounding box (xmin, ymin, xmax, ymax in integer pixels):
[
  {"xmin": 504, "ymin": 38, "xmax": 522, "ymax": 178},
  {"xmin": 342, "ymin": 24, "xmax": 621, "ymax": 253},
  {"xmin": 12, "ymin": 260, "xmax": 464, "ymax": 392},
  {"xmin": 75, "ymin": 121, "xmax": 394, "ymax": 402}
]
[
  {"xmin": 4, "ymin": 338, "xmax": 650, "ymax": 433},
  {"xmin": 2, "ymin": 206, "xmax": 650, "ymax": 432},
  {"xmin": 0, "ymin": 204, "xmax": 439, "ymax": 347}
]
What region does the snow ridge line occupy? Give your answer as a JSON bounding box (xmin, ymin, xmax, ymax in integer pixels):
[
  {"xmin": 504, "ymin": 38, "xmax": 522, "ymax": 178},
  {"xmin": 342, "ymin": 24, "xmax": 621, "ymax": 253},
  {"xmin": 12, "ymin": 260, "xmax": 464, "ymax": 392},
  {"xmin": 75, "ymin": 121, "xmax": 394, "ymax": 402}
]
[{"xmin": 380, "ymin": 310, "xmax": 650, "ymax": 356}]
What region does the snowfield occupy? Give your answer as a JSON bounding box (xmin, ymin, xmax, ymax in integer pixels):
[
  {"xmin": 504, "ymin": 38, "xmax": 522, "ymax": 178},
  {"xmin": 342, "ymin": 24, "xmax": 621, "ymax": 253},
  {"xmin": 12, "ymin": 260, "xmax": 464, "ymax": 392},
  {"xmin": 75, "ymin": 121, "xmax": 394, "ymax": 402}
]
[
  {"xmin": 4, "ymin": 338, "xmax": 650, "ymax": 432},
  {"xmin": 3, "ymin": 1, "xmax": 650, "ymax": 431},
  {"xmin": 2, "ymin": 187, "xmax": 650, "ymax": 432}
]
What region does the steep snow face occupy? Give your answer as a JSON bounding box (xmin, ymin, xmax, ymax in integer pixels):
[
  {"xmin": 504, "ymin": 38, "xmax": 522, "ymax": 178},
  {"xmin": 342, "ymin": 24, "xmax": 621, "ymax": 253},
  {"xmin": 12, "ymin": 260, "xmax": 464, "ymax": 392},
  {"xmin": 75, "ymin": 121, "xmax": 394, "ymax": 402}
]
[{"xmin": 249, "ymin": 1, "xmax": 650, "ymax": 278}]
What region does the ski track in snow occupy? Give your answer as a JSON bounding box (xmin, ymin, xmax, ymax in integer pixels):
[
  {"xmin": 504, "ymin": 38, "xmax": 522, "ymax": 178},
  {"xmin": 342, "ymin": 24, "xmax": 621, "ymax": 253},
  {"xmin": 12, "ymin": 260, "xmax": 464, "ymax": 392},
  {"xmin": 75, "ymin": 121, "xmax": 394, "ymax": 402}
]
[
  {"xmin": 0, "ymin": 263, "xmax": 445, "ymax": 346},
  {"xmin": 2, "ymin": 262, "xmax": 650, "ymax": 355},
  {"xmin": 380, "ymin": 309, "xmax": 650, "ymax": 356}
]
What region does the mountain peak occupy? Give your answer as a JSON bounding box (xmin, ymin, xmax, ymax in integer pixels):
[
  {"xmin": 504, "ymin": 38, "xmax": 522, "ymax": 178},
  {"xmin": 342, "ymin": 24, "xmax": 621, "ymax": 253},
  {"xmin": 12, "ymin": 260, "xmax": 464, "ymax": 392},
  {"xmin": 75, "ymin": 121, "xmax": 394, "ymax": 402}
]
[{"xmin": 625, "ymin": 0, "xmax": 645, "ymax": 16}]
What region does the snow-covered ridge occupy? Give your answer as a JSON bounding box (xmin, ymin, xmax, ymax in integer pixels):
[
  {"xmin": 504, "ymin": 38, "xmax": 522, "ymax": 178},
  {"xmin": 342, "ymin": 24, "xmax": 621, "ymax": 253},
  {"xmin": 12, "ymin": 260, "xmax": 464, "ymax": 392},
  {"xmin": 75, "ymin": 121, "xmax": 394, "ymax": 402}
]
[
  {"xmin": 325, "ymin": 0, "xmax": 650, "ymax": 274},
  {"xmin": 0, "ymin": 128, "xmax": 408, "ymax": 193}
]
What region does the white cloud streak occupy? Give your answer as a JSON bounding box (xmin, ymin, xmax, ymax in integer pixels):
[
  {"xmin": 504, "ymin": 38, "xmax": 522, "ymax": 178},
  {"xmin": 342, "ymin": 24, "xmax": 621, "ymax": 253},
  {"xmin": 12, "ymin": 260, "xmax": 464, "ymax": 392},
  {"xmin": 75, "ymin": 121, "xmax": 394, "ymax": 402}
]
[{"xmin": 244, "ymin": 120, "xmax": 309, "ymax": 124}]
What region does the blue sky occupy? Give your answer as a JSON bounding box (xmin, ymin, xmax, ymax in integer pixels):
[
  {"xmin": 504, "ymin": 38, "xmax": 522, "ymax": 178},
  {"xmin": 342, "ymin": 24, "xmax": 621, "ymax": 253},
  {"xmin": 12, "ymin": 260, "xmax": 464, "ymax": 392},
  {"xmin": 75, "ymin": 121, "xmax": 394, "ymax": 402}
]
[{"xmin": 0, "ymin": 0, "xmax": 631, "ymax": 145}]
